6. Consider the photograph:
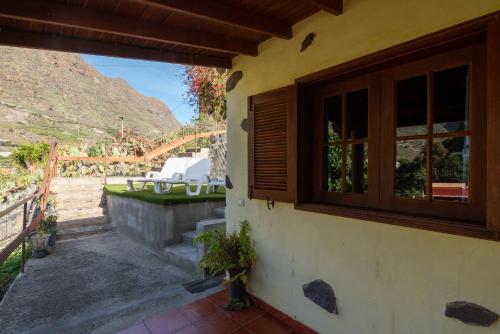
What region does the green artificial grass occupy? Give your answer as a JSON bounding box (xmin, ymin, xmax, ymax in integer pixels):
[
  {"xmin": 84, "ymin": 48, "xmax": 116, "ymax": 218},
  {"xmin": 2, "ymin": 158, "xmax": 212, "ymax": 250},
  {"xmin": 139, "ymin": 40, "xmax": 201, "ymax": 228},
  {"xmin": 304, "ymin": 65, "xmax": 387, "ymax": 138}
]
[{"xmin": 104, "ymin": 183, "xmax": 226, "ymax": 205}]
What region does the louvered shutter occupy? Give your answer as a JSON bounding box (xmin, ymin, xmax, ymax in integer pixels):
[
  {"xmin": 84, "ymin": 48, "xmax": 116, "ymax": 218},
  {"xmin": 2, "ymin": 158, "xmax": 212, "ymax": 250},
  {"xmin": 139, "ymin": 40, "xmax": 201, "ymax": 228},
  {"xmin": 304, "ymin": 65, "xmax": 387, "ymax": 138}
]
[{"xmin": 248, "ymin": 86, "xmax": 296, "ymax": 203}]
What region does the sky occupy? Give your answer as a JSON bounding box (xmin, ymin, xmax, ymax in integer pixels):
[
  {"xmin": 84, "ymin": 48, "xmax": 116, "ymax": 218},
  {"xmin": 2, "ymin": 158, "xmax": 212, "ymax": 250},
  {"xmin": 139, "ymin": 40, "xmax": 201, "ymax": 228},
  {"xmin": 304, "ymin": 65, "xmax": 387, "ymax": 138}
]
[{"xmin": 81, "ymin": 55, "xmax": 196, "ymax": 125}]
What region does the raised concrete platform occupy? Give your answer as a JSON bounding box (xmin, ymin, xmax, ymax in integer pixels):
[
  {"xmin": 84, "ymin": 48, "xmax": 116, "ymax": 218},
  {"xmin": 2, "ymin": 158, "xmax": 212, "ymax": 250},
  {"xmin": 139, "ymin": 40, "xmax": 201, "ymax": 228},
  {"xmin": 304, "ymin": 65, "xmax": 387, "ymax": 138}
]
[
  {"xmin": 106, "ymin": 194, "xmax": 224, "ymax": 251},
  {"xmin": 0, "ymin": 232, "xmax": 221, "ymax": 334}
]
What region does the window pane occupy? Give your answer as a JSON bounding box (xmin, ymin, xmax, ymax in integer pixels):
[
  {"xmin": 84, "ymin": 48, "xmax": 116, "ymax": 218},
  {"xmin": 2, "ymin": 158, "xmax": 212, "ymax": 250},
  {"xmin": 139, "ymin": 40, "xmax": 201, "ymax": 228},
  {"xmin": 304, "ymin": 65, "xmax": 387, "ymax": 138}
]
[
  {"xmin": 347, "ymin": 89, "xmax": 368, "ymax": 139},
  {"xmin": 323, "ymin": 146, "xmax": 342, "ymax": 192},
  {"xmin": 396, "ymin": 75, "xmax": 427, "ymax": 136},
  {"xmin": 432, "ymin": 136, "xmax": 470, "ymax": 202},
  {"xmin": 324, "ymin": 95, "xmax": 342, "ymax": 142},
  {"xmin": 346, "ymin": 143, "xmax": 368, "ymax": 193},
  {"xmin": 433, "ymin": 65, "xmax": 469, "ymax": 133},
  {"xmin": 395, "ymin": 139, "xmax": 427, "ymax": 199}
]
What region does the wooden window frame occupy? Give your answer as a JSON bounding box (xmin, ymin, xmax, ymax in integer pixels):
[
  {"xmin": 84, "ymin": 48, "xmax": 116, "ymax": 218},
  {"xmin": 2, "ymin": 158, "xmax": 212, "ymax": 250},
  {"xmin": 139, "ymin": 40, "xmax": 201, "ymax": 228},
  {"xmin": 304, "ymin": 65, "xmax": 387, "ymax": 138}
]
[
  {"xmin": 380, "ymin": 45, "xmax": 486, "ymax": 223},
  {"xmin": 310, "ymin": 74, "xmax": 380, "ymax": 209},
  {"xmin": 295, "ymin": 12, "xmax": 500, "ymax": 241}
]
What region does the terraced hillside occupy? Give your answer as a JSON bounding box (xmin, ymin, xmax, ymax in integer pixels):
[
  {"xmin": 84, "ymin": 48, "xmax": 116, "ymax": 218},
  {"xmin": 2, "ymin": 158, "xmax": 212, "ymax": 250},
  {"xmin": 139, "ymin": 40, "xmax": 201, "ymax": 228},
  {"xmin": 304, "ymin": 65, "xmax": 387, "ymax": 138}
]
[{"xmin": 0, "ymin": 46, "xmax": 181, "ymax": 144}]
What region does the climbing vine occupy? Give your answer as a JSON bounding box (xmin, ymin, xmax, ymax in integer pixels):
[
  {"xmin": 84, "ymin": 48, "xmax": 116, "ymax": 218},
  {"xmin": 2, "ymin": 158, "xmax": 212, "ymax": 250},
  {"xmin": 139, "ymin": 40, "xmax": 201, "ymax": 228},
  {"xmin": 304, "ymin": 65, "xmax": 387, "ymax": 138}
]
[{"xmin": 182, "ymin": 66, "xmax": 228, "ymax": 120}]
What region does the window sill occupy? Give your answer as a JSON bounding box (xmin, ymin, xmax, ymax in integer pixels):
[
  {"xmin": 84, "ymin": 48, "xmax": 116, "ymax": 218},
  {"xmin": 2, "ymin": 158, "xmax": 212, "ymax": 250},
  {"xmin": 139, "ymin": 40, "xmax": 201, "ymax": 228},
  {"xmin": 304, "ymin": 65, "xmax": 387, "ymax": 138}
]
[{"xmin": 294, "ymin": 202, "xmax": 499, "ymax": 241}]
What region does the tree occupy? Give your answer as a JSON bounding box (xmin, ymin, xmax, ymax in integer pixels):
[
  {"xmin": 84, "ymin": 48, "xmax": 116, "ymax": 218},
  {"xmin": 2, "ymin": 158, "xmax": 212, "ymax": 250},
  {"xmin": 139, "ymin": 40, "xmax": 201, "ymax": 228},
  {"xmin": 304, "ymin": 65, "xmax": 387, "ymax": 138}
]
[
  {"xmin": 432, "ymin": 138, "xmax": 466, "ymax": 183},
  {"xmin": 395, "ymin": 137, "xmax": 467, "ymax": 198},
  {"xmin": 182, "ymin": 66, "xmax": 228, "ymax": 121}
]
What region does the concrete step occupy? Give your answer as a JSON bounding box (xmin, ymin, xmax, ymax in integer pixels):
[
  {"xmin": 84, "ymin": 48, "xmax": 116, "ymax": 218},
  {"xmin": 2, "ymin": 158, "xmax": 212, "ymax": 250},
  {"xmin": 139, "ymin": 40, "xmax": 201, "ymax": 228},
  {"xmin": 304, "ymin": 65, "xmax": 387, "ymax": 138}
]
[
  {"xmin": 57, "ymin": 223, "xmax": 113, "ymax": 241},
  {"xmin": 57, "ymin": 192, "xmax": 106, "ymax": 201},
  {"xmin": 176, "ymin": 152, "xmax": 194, "ymax": 158},
  {"xmin": 57, "ymin": 198, "xmax": 106, "ymax": 210},
  {"xmin": 196, "ymin": 218, "xmax": 226, "ymax": 232},
  {"xmin": 182, "ymin": 230, "xmax": 197, "ymax": 246},
  {"xmin": 57, "ymin": 207, "xmax": 107, "ymax": 221},
  {"xmin": 186, "ymin": 148, "xmax": 200, "ymax": 153},
  {"xmin": 55, "ymin": 191, "xmax": 106, "ymax": 202},
  {"xmin": 213, "ymin": 207, "xmax": 225, "ymax": 218},
  {"xmin": 51, "ymin": 177, "xmax": 105, "ymax": 186},
  {"xmin": 186, "ymin": 147, "xmax": 209, "ymax": 154},
  {"xmin": 51, "ymin": 184, "xmax": 104, "ymax": 194},
  {"xmin": 58, "ymin": 216, "xmax": 110, "ymax": 229},
  {"xmin": 162, "ymin": 243, "xmax": 199, "ymax": 274}
]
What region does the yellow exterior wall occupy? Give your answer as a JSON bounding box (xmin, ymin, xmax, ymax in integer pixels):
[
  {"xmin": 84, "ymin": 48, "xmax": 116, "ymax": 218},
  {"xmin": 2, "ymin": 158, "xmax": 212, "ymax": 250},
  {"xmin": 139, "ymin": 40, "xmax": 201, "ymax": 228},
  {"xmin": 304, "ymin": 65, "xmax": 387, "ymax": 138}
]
[{"xmin": 226, "ymin": 1, "xmax": 500, "ymax": 333}]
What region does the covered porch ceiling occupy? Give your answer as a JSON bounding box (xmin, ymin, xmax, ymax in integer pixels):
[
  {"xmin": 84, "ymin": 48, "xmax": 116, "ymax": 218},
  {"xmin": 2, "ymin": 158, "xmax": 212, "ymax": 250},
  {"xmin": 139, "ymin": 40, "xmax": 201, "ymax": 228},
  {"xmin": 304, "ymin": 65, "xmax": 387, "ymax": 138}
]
[{"xmin": 0, "ymin": 0, "xmax": 343, "ymax": 69}]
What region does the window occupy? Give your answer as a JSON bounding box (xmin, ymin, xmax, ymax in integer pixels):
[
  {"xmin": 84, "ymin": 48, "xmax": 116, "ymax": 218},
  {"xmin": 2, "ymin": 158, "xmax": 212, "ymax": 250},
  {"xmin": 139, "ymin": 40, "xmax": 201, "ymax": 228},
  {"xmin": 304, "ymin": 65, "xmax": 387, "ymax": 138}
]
[
  {"xmin": 308, "ymin": 46, "xmax": 485, "ymax": 222},
  {"xmin": 250, "ymin": 13, "xmax": 500, "ymax": 239},
  {"xmin": 310, "ymin": 75, "xmax": 380, "ymax": 208},
  {"xmin": 380, "ymin": 46, "xmax": 485, "ymax": 222},
  {"xmin": 297, "ymin": 24, "xmax": 494, "ymax": 231}
]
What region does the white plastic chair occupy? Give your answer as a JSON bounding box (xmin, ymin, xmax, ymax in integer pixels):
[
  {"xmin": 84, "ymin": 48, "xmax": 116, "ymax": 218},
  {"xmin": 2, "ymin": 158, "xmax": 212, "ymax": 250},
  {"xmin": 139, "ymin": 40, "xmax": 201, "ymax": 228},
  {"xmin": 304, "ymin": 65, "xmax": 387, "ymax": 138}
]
[
  {"xmin": 127, "ymin": 158, "xmax": 188, "ymax": 193},
  {"xmin": 206, "ymin": 177, "xmax": 226, "ymax": 194},
  {"xmin": 157, "ymin": 158, "xmax": 211, "ymax": 196}
]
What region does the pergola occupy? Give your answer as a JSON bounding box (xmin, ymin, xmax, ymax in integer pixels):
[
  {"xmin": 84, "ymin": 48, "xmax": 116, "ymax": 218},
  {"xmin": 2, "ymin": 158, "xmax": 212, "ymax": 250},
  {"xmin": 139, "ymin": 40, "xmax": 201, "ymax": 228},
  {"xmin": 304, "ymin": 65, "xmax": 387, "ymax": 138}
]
[{"xmin": 0, "ymin": 0, "xmax": 342, "ymax": 68}]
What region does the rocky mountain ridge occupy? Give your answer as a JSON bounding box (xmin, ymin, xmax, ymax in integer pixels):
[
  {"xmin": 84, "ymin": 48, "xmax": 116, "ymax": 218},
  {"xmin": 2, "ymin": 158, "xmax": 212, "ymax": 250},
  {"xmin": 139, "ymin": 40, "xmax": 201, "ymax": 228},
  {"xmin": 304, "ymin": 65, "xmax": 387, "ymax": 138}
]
[{"xmin": 0, "ymin": 46, "xmax": 181, "ymax": 144}]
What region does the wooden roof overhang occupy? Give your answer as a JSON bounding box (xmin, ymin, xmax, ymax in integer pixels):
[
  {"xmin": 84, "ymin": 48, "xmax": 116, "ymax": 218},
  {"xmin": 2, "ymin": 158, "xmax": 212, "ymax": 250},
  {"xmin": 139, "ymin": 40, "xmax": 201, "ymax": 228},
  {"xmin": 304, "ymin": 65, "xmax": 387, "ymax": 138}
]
[{"xmin": 0, "ymin": 0, "xmax": 343, "ymax": 69}]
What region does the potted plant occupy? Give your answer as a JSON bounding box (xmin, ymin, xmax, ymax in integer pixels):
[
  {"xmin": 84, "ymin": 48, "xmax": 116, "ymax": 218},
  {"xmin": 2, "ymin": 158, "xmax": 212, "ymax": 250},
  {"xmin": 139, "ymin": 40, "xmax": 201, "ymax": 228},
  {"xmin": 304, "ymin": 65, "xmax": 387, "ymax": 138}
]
[
  {"xmin": 195, "ymin": 221, "xmax": 256, "ymax": 311},
  {"xmin": 42, "ymin": 214, "xmax": 58, "ymax": 247},
  {"xmin": 31, "ymin": 225, "xmax": 50, "ymax": 258}
]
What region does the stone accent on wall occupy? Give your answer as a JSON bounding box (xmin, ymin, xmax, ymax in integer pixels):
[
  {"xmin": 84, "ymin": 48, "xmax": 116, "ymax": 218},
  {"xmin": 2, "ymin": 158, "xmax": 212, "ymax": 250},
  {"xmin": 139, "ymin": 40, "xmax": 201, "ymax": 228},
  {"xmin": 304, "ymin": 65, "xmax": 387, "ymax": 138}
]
[
  {"xmin": 445, "ymin": 301, "xmax": 499, "ymax": 327},
  {"xmin": 240, "ymin": 118, "xmax": 248, "ymax": 132},
  {"xmin": 225, "ymin": 175, "xmax": 233, "ymax": 189},
  {"xmin": 300, "ymin": 33, "xmax": 316, "ymax": 52},
  {"xmin": 226, "ymin": 71, "xmax": 243, "ymax": 92},
  {"xmin": 303, "ymin": 279, "xmax": 338, "ymax": 314}
]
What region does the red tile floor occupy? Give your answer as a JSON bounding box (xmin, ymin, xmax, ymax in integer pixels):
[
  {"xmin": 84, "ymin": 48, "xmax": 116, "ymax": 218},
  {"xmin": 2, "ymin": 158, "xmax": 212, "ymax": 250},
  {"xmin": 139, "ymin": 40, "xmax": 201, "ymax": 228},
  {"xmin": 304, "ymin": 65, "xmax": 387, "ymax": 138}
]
[{"xmin": 117, "ymin": 289, "xmax": 299, "ymax": 334}]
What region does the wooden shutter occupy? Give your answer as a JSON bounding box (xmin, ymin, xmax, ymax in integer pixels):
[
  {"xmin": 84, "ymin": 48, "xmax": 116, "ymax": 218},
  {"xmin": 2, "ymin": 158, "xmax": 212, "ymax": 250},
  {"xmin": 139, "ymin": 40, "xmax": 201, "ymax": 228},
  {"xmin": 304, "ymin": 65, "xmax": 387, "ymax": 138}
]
[{"xmin": 248, "ymin": 85, "xmax": 296, "ymax": 203}]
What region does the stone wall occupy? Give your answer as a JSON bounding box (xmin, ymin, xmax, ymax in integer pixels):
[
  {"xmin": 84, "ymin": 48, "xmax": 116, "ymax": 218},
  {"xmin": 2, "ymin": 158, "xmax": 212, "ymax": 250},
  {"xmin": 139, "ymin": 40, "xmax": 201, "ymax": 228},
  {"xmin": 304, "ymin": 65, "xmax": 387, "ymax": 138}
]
[
  {"xmin": 209, "ymin": 133, "xmax": 226, "ymax": 179},
  {"xmin": 0, "ymin": 185, "xmax": 37, "ymax": 245}
]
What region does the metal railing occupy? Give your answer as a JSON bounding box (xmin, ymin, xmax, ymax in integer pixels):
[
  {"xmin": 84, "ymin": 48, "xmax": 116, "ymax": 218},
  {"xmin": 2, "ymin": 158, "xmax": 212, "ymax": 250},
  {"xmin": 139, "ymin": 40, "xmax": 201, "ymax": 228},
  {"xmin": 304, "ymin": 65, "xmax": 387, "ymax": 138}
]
[{"xmin": 0, "ymin": 142, "xmax": 58, "ymax": 270}]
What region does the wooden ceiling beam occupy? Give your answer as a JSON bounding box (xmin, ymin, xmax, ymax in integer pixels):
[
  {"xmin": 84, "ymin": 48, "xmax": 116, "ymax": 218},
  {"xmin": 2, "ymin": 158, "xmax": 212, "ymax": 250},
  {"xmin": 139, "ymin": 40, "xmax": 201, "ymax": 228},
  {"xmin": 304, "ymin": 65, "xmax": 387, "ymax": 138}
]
[
  {"xmin": 0, "ymin": 0, "xmax": 257, "ymax": 56},
  {"xmin": 0, "ymin": 30, "xmax": 232, "ymax": 68},
  {"xmin": 309, "ymin": 0, "xmax": 343, "ymax": 15},
  {"xmin": 134, "ymin": 0, "xmax": 293, "ymax": 39}
]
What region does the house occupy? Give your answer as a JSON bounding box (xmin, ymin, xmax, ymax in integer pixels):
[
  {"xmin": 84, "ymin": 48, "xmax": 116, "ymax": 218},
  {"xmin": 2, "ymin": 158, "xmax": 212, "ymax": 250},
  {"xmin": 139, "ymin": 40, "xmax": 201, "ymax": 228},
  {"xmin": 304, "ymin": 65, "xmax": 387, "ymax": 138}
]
[
  {"xmin": 0, "ymin": 1, "xmax": 499, "ymax": 333},
  {"xmin": 227, "ymin": 2, "xmax": 500, "ymax": 333}
]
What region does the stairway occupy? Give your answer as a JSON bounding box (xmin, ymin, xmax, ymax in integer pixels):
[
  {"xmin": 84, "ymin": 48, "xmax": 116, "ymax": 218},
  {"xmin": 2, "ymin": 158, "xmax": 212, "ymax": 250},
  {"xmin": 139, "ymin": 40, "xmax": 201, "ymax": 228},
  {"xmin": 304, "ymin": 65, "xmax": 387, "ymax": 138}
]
[
  {"xmin": 176, "ymin": 147, "xmax": 209, "ymax": 158},
  {"xmin": 51, "ymin": 177, "xmax": 112, "ymax": 240},
  {"xmin": 162, "ymin": 206, "xmax": 226, "ymax": 276}
]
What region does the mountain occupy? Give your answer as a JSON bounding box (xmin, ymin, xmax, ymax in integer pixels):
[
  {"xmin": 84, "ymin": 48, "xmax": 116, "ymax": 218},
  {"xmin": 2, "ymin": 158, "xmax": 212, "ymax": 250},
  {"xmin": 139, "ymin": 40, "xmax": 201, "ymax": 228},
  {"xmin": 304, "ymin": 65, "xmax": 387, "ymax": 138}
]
[{"xmin": 0, "ymin": 46, "xmax": 181, "ymax": 144}]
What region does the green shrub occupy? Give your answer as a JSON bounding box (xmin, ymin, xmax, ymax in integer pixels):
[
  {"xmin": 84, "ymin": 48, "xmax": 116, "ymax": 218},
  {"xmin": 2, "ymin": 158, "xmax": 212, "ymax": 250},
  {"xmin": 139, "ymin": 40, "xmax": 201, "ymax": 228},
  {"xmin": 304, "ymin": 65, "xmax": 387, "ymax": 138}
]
[
  {"xmin": 39, "ymin": 214, "xmax": 58, "ymax": 235},
  {"xmin": 11, "ymin": 143, "xmax": 50, "ymax": 170},
  {"xmin": 0, "ymin": 167, "xmax": 42, "ymax": 201},
  {"xmin": 0, "ymin": 242, "xmax": 31, "ymax": 301}
]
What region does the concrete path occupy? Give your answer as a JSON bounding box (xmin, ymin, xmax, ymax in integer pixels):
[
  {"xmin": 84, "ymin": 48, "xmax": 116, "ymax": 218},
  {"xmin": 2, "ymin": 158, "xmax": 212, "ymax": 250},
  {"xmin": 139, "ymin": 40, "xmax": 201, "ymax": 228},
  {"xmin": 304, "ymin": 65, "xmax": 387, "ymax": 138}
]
[{"xmin": 0, "ymin": 232, "xmax": 221, "ymax": 334}]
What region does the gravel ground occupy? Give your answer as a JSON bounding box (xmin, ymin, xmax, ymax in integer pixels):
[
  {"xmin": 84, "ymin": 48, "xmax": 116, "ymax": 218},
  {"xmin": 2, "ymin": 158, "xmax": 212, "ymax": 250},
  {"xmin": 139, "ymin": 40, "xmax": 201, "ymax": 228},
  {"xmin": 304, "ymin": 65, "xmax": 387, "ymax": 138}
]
[{"xmin": 0, "ymin": 232, "xmax": 220, "ymax": 334}]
